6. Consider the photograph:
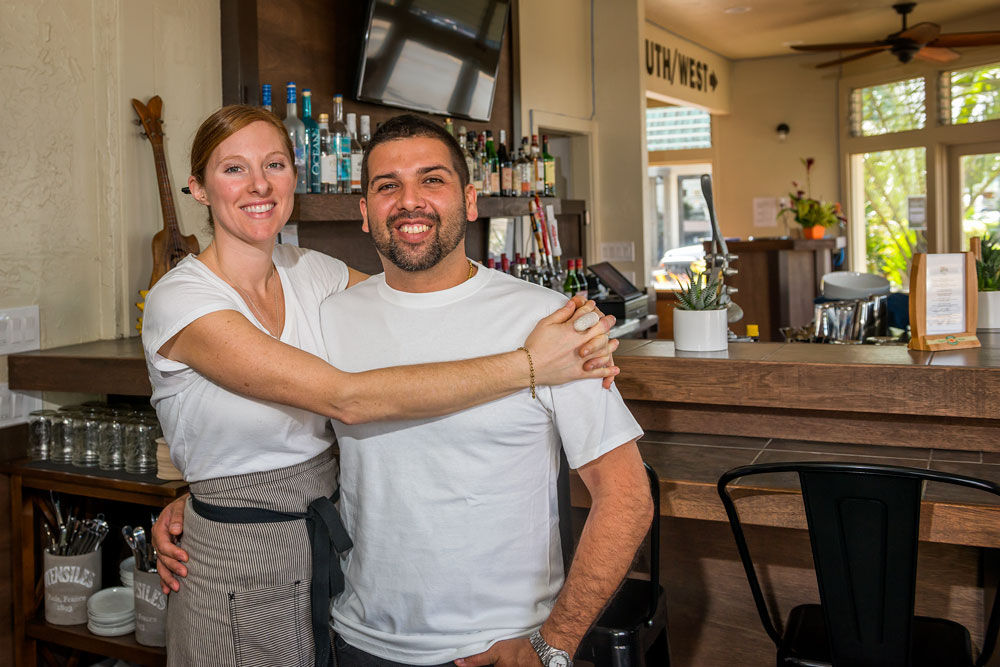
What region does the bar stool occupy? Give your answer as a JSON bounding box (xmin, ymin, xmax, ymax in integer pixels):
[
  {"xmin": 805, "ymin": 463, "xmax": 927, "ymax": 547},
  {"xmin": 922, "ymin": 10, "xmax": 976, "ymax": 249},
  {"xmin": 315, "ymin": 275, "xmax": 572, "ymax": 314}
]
[
  {"xmin": 718, "ymin": 461, "xmax": 1000, "ymax": 667},
  {"xmin": 560, "ymin": 453, "xmax": 670, "ymax": 666}
]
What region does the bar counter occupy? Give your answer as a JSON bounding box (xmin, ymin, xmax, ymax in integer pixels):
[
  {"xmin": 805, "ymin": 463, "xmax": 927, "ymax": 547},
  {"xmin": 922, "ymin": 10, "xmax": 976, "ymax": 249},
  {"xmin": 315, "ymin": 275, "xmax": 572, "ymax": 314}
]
[{"xmin": 9, "ymin": 337, "xmax": 1000, "ymax": 665}]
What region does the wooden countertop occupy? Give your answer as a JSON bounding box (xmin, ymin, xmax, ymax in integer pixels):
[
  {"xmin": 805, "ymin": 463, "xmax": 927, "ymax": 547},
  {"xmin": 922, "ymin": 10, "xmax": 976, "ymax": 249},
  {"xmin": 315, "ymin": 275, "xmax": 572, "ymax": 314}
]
[{"xmin": 613, "ymin": 336, "xmax": 1000, "ymax": 421}]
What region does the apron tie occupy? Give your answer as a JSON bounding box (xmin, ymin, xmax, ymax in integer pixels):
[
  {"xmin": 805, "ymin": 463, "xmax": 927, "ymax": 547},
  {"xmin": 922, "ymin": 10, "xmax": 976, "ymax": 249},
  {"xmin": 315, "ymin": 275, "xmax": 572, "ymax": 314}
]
[{"xmin": 190, "ymin": 489, "xmax": 353, "ymax": 667}]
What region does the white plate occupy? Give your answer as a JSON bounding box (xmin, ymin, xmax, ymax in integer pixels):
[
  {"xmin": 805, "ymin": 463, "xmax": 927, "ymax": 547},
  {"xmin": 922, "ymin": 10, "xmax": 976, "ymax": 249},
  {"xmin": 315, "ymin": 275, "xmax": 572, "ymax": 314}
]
[
  {"xmin": 88, "ymin": 620, "xmax": 135, "ymax": 637},
  {"xmin": 87, "ymin": 587, "xmax": 135, "ymax": 618}
]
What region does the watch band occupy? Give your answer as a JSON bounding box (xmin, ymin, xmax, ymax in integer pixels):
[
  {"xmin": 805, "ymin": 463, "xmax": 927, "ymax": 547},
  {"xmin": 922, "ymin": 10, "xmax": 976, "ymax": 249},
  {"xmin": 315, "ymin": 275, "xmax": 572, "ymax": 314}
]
[{"xmin": 529, "ymin": 629, "xmax": 573, "ymax": 667}]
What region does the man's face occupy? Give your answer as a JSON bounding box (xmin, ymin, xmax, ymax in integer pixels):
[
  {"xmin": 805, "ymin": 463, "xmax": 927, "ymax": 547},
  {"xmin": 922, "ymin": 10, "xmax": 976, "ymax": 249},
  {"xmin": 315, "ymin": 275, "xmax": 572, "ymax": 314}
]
[{"xmin": 360, "ymin": 137, "xmax": 477, "ymax": 272}]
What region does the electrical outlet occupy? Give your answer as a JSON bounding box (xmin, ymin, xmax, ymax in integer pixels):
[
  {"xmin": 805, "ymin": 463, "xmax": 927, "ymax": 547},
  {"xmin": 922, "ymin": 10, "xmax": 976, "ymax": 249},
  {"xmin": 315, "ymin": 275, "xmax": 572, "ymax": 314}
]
[
  {"xmin": 0, "ymin": 383, "xmax": 42, "ymax": 427},
  {"xmin": 0, "ymin": 306, "xmax": 41, "ymax": 355}
]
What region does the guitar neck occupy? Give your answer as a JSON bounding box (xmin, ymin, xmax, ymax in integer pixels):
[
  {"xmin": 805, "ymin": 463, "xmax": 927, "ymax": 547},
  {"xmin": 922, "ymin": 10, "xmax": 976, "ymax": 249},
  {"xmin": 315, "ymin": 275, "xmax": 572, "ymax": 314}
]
[{"xmin": 149, "ymin": 139, "xmax": 181, "ymax": 237}]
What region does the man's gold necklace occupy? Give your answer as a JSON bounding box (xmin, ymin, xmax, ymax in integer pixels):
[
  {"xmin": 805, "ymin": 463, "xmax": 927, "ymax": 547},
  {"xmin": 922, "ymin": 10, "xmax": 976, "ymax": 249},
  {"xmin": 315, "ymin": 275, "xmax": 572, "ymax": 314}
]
[
  {"xmin": 466, "ymin": 259, "xmax": 476, "ymax": 281},
  {"xmin": 217, "ymin": 258, "xmax": 281, "ymax": 339}
]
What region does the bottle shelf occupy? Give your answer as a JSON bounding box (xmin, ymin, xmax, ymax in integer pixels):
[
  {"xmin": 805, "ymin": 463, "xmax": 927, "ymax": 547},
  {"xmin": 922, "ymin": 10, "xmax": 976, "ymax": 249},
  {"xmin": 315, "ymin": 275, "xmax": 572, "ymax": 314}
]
[{"xmin": 291, "ymin": 193, "xmax": 564, "ymax": 222}]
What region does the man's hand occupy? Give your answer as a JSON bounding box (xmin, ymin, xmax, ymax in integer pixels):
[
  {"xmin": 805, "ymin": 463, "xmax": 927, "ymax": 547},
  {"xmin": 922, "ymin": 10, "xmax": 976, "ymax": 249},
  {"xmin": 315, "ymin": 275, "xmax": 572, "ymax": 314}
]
[
  {"xmin": 455, "ymin": 637, "xmax": 542, "ymax": 666},
  {"xmin": 152, "ymin": 494, "xmax": 190, "ymax": 594}
]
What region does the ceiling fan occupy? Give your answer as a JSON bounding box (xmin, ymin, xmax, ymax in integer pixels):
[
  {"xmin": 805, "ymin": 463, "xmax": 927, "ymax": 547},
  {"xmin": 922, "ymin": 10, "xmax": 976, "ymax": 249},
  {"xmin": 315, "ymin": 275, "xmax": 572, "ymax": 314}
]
[{"xmin": 791, "ymin": 2, "xmax": 1000, "ymax": 69}]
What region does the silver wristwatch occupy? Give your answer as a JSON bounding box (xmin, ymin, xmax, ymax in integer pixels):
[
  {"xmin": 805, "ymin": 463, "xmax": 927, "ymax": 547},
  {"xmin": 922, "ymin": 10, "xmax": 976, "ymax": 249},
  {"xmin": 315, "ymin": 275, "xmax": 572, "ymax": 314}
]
[{"xmin": 529, "ymin": 630, "xmax": 573, "ymax": 667}]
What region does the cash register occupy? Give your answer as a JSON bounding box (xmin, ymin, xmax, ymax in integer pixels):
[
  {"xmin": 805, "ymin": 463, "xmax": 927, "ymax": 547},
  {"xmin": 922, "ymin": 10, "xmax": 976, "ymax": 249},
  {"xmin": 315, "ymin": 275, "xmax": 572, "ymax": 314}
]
[{"xmin": 588, "ymin": 262, "xmax": 649, "ymax": 321}]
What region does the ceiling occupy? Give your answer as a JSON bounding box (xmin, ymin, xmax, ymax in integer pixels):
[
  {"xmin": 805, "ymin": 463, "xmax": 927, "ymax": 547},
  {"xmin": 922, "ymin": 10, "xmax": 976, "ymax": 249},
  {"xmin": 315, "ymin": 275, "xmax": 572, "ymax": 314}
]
[{"xmin": 644, "ymin": 0, "xmax": 1000, "ymax": 60}]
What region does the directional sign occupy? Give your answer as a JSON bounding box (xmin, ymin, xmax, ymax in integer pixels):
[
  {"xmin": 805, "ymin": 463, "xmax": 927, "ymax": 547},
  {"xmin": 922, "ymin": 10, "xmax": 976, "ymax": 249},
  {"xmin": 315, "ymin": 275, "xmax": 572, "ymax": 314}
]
[{"xmin": 643, "ymin": 22, "xmax": 731, "ymax": 115}]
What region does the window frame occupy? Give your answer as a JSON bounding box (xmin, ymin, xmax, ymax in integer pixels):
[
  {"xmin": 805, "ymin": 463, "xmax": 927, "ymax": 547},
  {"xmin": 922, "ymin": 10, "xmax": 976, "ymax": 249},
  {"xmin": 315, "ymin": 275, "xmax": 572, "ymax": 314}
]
[{"xmin": 838, "ymin": 51, "xmax": 1000, "ymax": 274}]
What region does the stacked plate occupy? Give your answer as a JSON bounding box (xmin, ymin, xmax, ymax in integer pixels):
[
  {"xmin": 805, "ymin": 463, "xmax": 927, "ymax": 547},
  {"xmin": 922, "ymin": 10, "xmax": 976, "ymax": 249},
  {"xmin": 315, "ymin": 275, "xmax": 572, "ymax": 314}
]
[
  {"xmin": 119, "ymin": 557, "xmax": 135, "ymax": 587},
  {"xmin": 87, "ymin": 586, "xmax": 135, "ymax": 637}
]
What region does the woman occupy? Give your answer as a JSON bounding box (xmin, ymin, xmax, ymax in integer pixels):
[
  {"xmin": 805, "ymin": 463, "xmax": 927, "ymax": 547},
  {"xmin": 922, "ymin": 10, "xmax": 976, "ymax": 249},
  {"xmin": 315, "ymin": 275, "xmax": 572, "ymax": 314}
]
[{"xmin": 141, "ymin": 105, "xmax": 617, "ymax": 667}]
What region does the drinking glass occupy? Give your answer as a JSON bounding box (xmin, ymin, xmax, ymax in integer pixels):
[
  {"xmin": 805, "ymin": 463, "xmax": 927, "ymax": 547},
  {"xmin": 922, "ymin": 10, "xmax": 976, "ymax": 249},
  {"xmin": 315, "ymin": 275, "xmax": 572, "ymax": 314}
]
[{"xmin": 28, "ymin": 409, "xmax": 57, "ymax": 461}]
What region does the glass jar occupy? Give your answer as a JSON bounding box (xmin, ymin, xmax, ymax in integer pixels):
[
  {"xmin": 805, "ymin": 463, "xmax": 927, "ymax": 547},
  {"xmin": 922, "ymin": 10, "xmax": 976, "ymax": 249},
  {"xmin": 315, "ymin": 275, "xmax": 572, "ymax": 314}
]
[
  {"xmin": 125, "ymin": 417, "xmax": 157, "ymax": 474},
  {"xmin": 71, "ymin": 409, "xmax": 101, "ymax": 467},
  {"xmin": 28, "ymin": 409, "xmax": 57, "ymax": 461},
  {"xmin": 50, "ymin": 408, "xmax": 78, "ymax": 464},
  {"xmin": 98, "ymin": 409, "xmax": 126, "ymax": 470}
]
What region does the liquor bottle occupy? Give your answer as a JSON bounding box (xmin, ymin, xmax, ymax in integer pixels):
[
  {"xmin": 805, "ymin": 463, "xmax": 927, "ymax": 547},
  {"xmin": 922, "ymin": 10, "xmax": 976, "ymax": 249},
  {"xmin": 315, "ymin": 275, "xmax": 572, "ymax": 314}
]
[
  {"xmin": 499, "ymin": 130, "xmax": 513, "ymax": 197},
  {"xmin": 485, "ymin": 131, "xmax": 500, "ymax": 196},
  {"xmin": 500, "ymin": 253, "xmax": 510, "ymax": 273},
  {"xmin": 359, "ymin": 115, "xmax": 371, "ymax": 150},
  {"xmin": 519, "ymin": 138, "xmax": 531, "ymax": 197},
  {"xmin": 331, "ymin": 95, "xmax": 351, "ymax": 194},
  {"xmin": 346, "ymin": 112, "xmax": 363, "ymax": 194},
  {"xmin": 301, "ymin": 90, "xmax": 321, "ymax": 193},
  {"xmin": 458, "ymin": 130, "xmax": 475, "ymax": 189},
  {"xmin": 468, "ymin": 132, "xmax": 483, "ymax": 196},
  {"xmin": 542, "ymin": 135, "xmax": 557, "ymax": 197},
  {"xmin": 511, "ymin": 147, "xmax": 523, "ymax": 197},
  {"xmin": 486, "ymin": 258, "xmax": 496, "ymax": 270},
  {"xmin": 550, "ymin": 254, "xmax": 566, "ymax": 291},
  {"xmin": 531, "ymin": 135, "xmax": 543, "ymax": 197},
  {"xmin": 562, "ymin": 259, "xmax": 579, "ymax": 297},
  {"xmin": 479, "ymin": 132, "xmax": 491, "ymax": 197},
  {"xmin": 318, "ymin": 113, "xmax": 334, "ymax": 194},
  {"xmin": 574, "ymin": 259, "xmax": 588, "ymax": 298},
  {"xmin": 261, "ymin": 84, "xmax": 272, "ymax": 113},
  {"xmin": 511, "ymin": 252, "xmax": 523, "ymax": 280},
  {"xmin": 444, "ymin": 117, "xmax": 454, "ymax": 136},
  {"xmin": 283, "ymin": 82, "xmax": 307, "ymax": 194}
]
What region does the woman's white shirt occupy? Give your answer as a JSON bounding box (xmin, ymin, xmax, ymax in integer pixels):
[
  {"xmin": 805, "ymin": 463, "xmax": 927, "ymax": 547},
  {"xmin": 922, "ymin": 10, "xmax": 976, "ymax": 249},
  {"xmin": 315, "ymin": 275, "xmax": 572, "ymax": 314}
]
[{"xmin": 141, "ymin": 244, "xmax": 349, "ymax": 482}]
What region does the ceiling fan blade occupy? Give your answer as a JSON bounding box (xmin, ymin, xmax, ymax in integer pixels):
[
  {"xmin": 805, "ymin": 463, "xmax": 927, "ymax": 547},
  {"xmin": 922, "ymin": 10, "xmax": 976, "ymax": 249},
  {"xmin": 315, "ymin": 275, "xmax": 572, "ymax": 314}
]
[
  {"xmin": 896, "ymin": 22, "xmax": 941, "ymax": 45},
  {"xmin": 793, "ymin": 41, "xmax": 889, "ymax": 52},
  {"xmin": 816, "ymin": 47, "xmax": 891, "ymax": 69},
  {"xmin": 914, "ymin": 46, "xmax": 960, "ymax": 64},
  {"xmin": 931, "ymin": 32, "xmax": 1000, "ymax": 48}
]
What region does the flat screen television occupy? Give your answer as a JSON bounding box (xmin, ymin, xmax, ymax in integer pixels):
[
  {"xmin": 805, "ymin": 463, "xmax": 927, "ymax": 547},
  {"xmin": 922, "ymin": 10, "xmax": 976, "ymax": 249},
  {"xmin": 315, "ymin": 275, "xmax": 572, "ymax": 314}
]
[{"xmin": 355, "ymin": 0, "xmax": 510, "ymax": 121}]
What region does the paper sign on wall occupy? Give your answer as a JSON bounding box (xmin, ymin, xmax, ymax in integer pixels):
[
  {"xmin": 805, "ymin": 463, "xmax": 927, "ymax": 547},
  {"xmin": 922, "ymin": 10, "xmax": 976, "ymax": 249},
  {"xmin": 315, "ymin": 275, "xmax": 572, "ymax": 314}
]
[{"xmin": 753, "ymin": 197, "xmax": 779, "ymax": 228}]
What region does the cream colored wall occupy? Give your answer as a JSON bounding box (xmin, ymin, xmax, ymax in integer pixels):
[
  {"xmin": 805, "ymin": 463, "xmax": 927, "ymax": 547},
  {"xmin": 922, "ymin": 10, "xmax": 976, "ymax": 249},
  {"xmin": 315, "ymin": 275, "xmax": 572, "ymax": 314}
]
[
  {"xmin": 517, "ymin": 0, "xmax": 649, "ymax": 283},
  {"xmin": 0, "ymin": 0, "xmax": 220, "ymax": 383},
  {"xmin": 711, "ymin": 54, "xmax": 840, "ymax": 241}
]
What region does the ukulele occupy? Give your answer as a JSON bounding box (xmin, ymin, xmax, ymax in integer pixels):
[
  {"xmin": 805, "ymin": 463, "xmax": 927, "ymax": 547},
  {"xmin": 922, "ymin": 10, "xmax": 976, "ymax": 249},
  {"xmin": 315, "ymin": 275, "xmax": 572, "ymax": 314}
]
[
  {"xmin": 132, "ymin": 95, "xmax": 200, "ymax": 289},
  {"xmin": 131, "ymin": 96, "xmax": 200, "ymax": 332}
]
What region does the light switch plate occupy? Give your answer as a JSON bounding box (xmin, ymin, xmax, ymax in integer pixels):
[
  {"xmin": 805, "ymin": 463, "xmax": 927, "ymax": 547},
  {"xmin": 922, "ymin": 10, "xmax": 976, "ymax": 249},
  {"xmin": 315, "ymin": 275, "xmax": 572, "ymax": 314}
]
[
  {"xmin": 0, "ymin": 306, "xmax": 41, "ymax": 355},
  {"xmin": 0, "ymin": 383, "xmax": 42, "ymax": 427}
]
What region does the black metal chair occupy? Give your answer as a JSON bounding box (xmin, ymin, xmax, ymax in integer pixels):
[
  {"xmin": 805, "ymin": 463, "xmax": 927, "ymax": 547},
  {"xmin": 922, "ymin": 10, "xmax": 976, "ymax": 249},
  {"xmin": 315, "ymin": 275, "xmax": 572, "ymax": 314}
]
[
  {"xmin": 717, "ymin": 461, "xmax": 1000, "ymax": 667},
  {"xmin": 561, "ymin": 451, "xmax": 670, "ymax": 666}
]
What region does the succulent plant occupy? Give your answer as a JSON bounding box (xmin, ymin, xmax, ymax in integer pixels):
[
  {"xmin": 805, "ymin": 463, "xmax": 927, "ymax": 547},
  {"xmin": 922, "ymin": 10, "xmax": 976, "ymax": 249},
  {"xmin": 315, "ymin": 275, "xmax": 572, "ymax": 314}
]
[
  {"xmin": 675, "ymin": 268, "xmax": 724, "ymax": 311},
  {"xmin": 978, "ymin": 235, "xmax": 1000, "ymax": 292}
]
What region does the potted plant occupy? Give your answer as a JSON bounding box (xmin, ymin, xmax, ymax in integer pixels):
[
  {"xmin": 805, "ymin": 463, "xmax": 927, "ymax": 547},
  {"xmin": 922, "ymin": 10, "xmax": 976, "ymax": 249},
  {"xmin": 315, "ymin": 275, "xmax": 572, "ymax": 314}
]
[
  {"xmin": 777, "ymin": 158, "xmax": 846, "ymax": 239},
  {"xmin": 673, "ymin": 268, "xmax": 728, "ymax": 351},
  {"xmin": 976, "ymin": 235, "xmax": 1000, "ymax": 330}
]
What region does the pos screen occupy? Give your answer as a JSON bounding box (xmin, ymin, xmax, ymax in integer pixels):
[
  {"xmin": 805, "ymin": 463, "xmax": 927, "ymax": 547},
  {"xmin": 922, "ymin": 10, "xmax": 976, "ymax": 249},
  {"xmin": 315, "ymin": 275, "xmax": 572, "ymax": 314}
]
[{"xmin": 588, "ymin": 262, "xmax": 643, "ymax": 299}]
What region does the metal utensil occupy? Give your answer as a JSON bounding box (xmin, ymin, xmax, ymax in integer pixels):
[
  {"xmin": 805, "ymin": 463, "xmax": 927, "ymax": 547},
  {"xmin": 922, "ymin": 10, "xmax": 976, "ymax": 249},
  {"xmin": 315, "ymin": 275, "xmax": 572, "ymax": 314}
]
[{"xmin": 133, "ymin": 526, "xmax": 149, "ymax": 571}]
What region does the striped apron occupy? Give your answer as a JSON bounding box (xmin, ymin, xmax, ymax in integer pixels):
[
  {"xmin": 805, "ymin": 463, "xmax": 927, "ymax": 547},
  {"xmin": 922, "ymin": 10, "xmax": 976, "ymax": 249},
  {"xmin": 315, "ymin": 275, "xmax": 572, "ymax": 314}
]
[{"xmin": 166, "ymin": 447, "xmax": 350, "ymax": 667}]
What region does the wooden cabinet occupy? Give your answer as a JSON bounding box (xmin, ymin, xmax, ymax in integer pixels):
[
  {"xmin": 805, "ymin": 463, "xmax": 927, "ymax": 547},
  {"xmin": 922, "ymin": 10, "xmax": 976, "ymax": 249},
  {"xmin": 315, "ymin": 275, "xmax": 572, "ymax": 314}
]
[
  {"xmin": 6, "ymin": 339, "xmax": 185, "ymax": 667},
  {"xmin": 704, "ymin": 238, "xmax": 842, "ymax": 341}
]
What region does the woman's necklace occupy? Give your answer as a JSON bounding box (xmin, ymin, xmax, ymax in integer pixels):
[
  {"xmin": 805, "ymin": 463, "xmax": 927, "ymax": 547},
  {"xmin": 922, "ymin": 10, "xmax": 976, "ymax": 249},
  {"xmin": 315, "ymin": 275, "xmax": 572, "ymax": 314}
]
[{"xmin": 217, "ymin": 257, "xmax": 281, "ymax": 339}]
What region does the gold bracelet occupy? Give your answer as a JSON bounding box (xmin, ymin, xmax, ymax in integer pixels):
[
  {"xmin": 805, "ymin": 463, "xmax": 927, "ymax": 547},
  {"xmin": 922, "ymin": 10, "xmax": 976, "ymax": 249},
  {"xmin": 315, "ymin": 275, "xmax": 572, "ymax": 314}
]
[{"xmin": 518, "ymin": 346, "xmax": 536, "ymax": 399}]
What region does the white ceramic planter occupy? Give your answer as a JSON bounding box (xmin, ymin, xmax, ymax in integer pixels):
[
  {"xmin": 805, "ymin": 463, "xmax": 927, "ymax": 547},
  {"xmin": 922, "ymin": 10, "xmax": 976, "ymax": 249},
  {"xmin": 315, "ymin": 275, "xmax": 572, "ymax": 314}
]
[
  {"xmin": 673, "ymin": 308, "xmax": 729, "ymax": 352},
  {"xmin": 978, "ymin": 291, "xmax": 1000, "ymax": 331}
]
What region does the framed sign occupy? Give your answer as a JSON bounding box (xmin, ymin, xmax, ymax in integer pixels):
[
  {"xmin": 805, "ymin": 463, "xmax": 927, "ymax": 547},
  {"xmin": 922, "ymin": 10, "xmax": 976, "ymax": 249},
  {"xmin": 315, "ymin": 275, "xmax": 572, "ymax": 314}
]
[{"xmin": 908, "ymin": 252, "xmax": 980, "ymax": 351}]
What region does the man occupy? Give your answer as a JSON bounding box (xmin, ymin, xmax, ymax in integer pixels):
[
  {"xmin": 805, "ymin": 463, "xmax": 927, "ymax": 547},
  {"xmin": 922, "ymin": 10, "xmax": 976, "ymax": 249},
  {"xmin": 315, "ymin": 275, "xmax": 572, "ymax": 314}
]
[{"xmin": 325, "ymin": 114, "xmax": 653, "ymax": 667}]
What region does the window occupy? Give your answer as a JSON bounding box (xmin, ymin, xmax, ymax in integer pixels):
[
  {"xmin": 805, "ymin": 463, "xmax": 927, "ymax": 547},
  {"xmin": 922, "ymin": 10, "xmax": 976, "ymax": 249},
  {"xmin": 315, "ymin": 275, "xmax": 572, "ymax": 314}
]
[
  {"xmin": 941, "ymin": 61, "xmax": 1000, "ymax": 125},
  {"xmin": 648, "ymin": 165, "xmax": 710, "ymax": 289},
  {"xmin": 850, "ymin": 77, "xmax": 925, "ymax": 137},
  {"xmin": 646, "ymin": 106, "xmax": 711, "ymax": 151}
]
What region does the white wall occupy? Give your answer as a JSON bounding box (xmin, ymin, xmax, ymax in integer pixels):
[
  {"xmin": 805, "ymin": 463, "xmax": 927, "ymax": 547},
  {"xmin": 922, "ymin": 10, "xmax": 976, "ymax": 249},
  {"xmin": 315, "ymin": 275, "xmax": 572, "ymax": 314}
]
[
  {"xmin": 0, "ymin": 0, "xmax": 220, "ymax": 383},
  {"xmin": 711, "ymin": 54, "xmax": 840, "ymax": 241}
]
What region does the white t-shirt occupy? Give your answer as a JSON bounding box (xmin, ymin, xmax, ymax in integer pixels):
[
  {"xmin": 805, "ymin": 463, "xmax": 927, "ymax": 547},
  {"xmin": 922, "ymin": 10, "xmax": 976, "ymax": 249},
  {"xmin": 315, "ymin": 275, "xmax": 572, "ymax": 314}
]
[
  {"xmin": 321, "ymin": 266, "xmax": 643, "ymax": 665},
  {"xmin": 141, "ymin": 245, "xmax": 349, "ymax": 482}
]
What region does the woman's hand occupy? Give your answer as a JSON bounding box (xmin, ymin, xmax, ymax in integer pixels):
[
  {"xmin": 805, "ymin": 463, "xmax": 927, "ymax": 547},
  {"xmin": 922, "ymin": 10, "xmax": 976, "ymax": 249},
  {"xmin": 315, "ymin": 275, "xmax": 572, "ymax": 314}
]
[
  {"xmin": 524, "ymin": 295, "xmax": 620, "ymax": 388},
  {"xmin": 152, "ymin": 495, "xmax": 190, "ymax": 594}
]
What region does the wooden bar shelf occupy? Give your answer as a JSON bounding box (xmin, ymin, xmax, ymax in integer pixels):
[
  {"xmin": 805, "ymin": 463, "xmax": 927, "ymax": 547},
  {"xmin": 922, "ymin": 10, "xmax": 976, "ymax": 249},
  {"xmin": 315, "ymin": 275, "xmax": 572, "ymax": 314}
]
[
  {"xmin": 292, "ymin": 193, "xmax": 563, "ymax": 222},
  {"xmin": 8, "ymin": 338, "xmax": 149, "ymax": 396},
  {"xmin": 26, "ymin": 618, "xmax": 166, "ymax": 667}
]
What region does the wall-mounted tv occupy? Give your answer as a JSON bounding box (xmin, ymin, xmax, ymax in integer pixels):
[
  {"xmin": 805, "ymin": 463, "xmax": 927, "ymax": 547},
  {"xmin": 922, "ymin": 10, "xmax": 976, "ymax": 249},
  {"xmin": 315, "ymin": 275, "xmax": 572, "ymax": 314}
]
[{"xmin": 355, "ymin": 0, "xmax": 510, "ymax": 122}]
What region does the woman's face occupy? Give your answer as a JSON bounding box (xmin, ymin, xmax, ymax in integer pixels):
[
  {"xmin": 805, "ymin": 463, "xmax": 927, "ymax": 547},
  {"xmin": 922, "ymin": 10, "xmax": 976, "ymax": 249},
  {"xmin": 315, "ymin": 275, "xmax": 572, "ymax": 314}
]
[{"xmin": 189, "ymin": 120, "xmax": 295, "ymax": 247}]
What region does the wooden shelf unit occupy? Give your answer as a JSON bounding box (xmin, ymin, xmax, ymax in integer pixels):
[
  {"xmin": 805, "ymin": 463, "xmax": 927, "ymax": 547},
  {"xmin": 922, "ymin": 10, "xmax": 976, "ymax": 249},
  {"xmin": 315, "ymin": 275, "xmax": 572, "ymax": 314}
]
[{"xmin": 10, "ymin": 461, "xmax": 186, "ymax": 666}]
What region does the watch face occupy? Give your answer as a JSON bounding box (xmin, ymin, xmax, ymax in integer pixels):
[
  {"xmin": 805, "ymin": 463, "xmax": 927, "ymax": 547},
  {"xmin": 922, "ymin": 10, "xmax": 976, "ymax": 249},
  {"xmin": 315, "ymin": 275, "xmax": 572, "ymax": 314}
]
[{"xmin": 549, "ymin": 655, "xmax": 570, "ymax": 667}]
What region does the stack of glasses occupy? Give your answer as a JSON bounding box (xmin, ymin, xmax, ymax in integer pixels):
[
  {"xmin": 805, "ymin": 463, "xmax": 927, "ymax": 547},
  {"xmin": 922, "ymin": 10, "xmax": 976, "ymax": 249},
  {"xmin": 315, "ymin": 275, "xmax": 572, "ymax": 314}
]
[{"xmin": 29, "ymin": 402, "xmax": 162, "ymax": 474}]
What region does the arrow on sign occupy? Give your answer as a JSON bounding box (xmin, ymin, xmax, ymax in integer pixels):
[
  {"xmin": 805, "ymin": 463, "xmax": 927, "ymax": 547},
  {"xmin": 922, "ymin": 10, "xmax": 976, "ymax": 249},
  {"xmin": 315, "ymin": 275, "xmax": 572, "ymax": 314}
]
[{"xmin": 710, "ymin": 71, "xmax": 718, "ymax": 91}]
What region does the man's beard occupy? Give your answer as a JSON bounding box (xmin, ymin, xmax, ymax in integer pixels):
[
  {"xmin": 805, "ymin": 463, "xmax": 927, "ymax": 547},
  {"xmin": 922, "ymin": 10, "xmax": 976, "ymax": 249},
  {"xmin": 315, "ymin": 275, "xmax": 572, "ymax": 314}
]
[{"xmin": 370, "ymin": 205, "xmax": 467, "ymax": 272}]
